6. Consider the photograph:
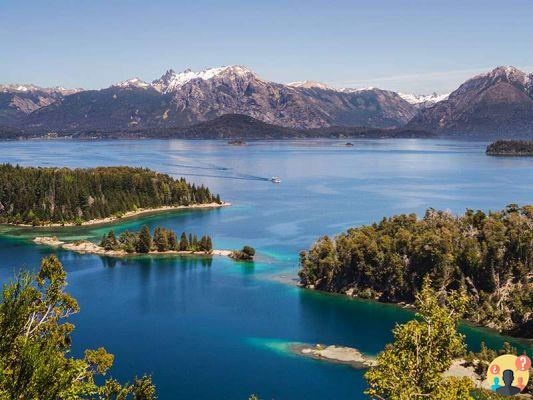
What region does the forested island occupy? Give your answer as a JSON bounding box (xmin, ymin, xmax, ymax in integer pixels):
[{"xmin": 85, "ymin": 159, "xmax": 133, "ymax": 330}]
[
  {"xmin": 99, "ymin": 226, "xmax": 213, "ymax": 254},
  {"xmin": 299, "ymin": 205, "xmax": 532, "ymax": 337},
  {"xmin": 486, "ymin": 140, "xmax": 533, "ymax": 156},
  {"xmin": 0, "ymin": 164, "xmax": 223, "ymax": 226},
  {"xmin": 33, "ymin": 226, "xmax": 257, "ymax": 261}
]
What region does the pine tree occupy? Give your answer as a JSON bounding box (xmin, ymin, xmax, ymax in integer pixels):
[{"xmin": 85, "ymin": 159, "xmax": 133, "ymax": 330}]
[
  {"xmin": 192, "ymin": 234, "xmax": 198, "ymax": 251},
  {"xmin": 167, "ymin": 230, "xmax": 178, "ymax": 250},
  {"xmin": 180, "ymin": 232, "xmax": 189, "ymax": 251},
  {"xmin": 206, "ymin": 236, "xmax": 213, "ymax": 252},
  {"xmin": 102, "ymin": 230, "xmax": 118, "ymax": 250},
  {"xmin": 153, "ymin": 227, "xmax": 169, "ymax": 252},
  {"xmin": 136, "ymin": 225, "xmax": 152, "ymax": 253},
  {"xmin": 200, "ymin": 235, "xmax": 207, "ymax": 251}
]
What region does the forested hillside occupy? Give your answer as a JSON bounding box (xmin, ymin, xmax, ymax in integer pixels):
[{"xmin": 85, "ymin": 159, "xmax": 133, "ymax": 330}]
[
  {"xmin": 0, "ymin": 164, "xmax": 220, "ymax": 225},
  {"xmin": 299, "ymin": 205, "xmax": 532, "ymax": 337}
]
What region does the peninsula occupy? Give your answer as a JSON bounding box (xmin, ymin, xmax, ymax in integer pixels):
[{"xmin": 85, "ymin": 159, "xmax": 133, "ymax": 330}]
[
  {"xmin": 298, "ymin": 205, "xmax": 533, "ymax": 337},
  {"xmin": 0, "ymin": 164, "xmax": 223, "ymax": 226}
]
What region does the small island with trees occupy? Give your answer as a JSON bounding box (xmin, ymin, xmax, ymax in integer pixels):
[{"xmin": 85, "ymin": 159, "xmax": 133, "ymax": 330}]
[
  {"xmin": 34, "ymin": 225, "xmax": 256, "ymax": 261},
  {"xmin": 486, "ymin": 140, "xmax": 533, "ymax": 156},
  {"xmin": 229, "ymin": 245, "xmax": 256, "ymax": 261},
  {"xmin": 0, "ymin": 164, "xmax": 225, "ymax": 226},
  {"xmin": 299, "ymin": 204, "xmax": 532, "ymax": 337}
]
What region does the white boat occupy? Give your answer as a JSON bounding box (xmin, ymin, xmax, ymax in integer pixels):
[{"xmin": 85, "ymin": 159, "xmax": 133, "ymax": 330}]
[{"xmin": 270, "ymin": 176, "xmax": 282, "ymax": 183}]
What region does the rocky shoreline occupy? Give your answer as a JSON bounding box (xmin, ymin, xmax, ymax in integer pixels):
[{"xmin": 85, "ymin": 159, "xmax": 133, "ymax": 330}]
[{"xmin": 33, "ymin": 236, "xmax": 233, "ymax": 258}]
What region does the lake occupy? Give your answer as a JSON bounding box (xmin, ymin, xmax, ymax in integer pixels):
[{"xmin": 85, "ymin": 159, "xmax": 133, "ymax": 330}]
[{"xmin": 0, "ymin": 139, "xmax": 531, "ymax": 399}]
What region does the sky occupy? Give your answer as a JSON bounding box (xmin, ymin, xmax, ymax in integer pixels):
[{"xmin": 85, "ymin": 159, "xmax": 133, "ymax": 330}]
[{"xmin": 1, "ymin": 0, "xmax": 532, "ymax": 94}]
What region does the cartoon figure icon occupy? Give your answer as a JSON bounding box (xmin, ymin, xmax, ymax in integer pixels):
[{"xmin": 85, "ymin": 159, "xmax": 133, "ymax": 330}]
[
  {"xmin": 496, "ymin": 370, "xmax": 521, "ymax": 396},
  {"xmin": 487, "ymin": 354, "xmax": 530, "ymax": 396},
  {"xmin": 491, "ymin": 376, "xmax": 501, "ymax": 391}
]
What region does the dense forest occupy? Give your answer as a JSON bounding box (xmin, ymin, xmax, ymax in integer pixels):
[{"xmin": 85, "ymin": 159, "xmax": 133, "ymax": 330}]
[
  {"xmin": 299, "ymin": 205, "xmax": 532, "ymax": 337},
  {"xmin": 100, "ymin": 225, "xmax": 213, "ymax": 254},
  {"xmin": 486, "ymin": 140, "xmax": 533, "ymax": 156},
  {"xmin": 0, "ymin": 164, "xmax": 221, "ymax": 225}
]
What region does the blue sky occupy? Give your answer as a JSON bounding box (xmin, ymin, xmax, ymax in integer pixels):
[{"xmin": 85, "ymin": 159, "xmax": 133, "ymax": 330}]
[{"xmin": 1, "ymin": 0, "xmax": 532, "ymax": 93}]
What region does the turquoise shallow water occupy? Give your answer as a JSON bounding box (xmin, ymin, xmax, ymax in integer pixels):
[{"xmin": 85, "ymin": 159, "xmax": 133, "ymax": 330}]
[{"xmin": 0, "ymin": 139, "xmax": 531, "ymax": 399}]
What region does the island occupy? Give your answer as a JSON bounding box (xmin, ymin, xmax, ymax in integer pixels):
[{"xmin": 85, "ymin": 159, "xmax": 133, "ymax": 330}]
[
  {"xmin": 486, "ymin": 140, "xmax": 533, "ymax": 156},
  {"xmin": 291, "ymin": 343, "xmax": 376, "ymax": 369},
  {"xmin": 227, "ymin": 139, "xmax": 246, "ymax": 146},
  {"xmin": 33, "ymin": 225, "xmax": 240, "ymax": 259},
  {"xmin": 0, "ymin": 164, "xmax": 225, "ymax": 226},
  {"xmin": 298, "ymin": 204, "xmax": 532, "ymax": 337},
  {"xmin": 229, "ymin": 246, "xmax": 256, "ymax": 261}
]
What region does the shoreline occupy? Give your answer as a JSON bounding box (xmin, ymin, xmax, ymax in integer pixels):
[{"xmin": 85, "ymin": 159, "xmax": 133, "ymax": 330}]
[
  {"xmin": 8, "ymin": 202, "xmax": 230, "ymax": 228},
  {"xmin": 290, "ymin": 343, "xmax": 491, "ymax": 389},
  {"xmin": 33, "ymin": 236, "xmax": 233, "ymax": 258},
  {"xmin": 299, "ymin": 284, "xmax": 533, "ymax": 344}
]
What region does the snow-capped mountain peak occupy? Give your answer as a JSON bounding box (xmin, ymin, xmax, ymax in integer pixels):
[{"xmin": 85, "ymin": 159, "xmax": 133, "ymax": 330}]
[
  {"xmin": 288, "ymin": 80, "xmax": 332, "ymax": 90},
  {"xmin": 152, "ymin": 65, "xmax": 257, "ymax": 93},
  {"xmin": 114, "ymin": 77, "xmax": 150, "ymax": 89},
  {"xmin": 397, "ymin": 92, "xmax": 449, "ymax": 106}
]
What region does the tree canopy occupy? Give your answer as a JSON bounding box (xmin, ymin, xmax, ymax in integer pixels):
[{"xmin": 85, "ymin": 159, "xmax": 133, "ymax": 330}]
[
  {"xmin": 365, "ymin": 278, "xmax": 473, "ymax": 399},
  {"xmin": 101, "ymin": 225, "xmax": 213, "ymax": 254},
  {"xmin": 0, "ymin": 164, "xmax": 221, "ymax": 225},
  {"xmin": 0, "ymin": 255, "xmax": 156, "ymax": 399},
  {"xmin": 299, "ymin": 205, "xmax": 532, "ymax": 336}
]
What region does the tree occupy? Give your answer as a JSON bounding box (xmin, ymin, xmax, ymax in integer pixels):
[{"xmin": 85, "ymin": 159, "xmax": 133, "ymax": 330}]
[
  {"xmin": 242, "ymin": 246, "xmax": 256, "ymax": 258},
  {"xmin": 180, "ymin": 232, "xmax": 189, "ymax": 251},
  {"xmin": 199, "ymin": 235, "xmax": 207, "ymax": 251},
  {"xmin": 0, "ymin": 255, "xmax": 156, "ymax": 399},
  {"xmin": 192, "ymin": 234, "xmax": 198, "ymax": 251},
  {"xmin": 102, "ymin": 230, "xmax": 118, "ymax": 250},
  {"xmin": 167, "ymin": 230, "xmax": 178, "ymax": 250},
  {"xmin": 136, "ymin": 225, "xmax": 152, "ymax": 253},
  {"xmin": 206, "ymin": 236, "xmax": 213, "ymax": 252},
  {"xmin": 153, "ymin": 227, "xmax": 169, "ymax": 252},
  {"xmin": 365, "ymin": 278, "xmax": 472, "ymax": 399}
]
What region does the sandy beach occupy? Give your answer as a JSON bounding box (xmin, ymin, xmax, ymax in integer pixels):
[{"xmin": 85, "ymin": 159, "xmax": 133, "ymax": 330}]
[{"xmin": 13, "ymin": 202, "xmax": 230, "ymax": 228}]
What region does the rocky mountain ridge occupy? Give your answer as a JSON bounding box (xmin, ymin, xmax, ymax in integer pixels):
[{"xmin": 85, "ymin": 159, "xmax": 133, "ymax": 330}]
[{"xmin": 2, "ymin": 65, "xmax": 531, "ymax": 137}]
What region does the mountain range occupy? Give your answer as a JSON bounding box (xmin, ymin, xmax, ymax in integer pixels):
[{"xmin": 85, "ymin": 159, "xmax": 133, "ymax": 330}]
[{"xmin": 1, "ymin": 65, "xmax": 532, "ymax": 138}]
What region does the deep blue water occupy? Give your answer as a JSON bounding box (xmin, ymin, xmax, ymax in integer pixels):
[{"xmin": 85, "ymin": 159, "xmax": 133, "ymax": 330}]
[{"xmin": 0, "ymin": 139, "xmax": 531, "ymax": 399}]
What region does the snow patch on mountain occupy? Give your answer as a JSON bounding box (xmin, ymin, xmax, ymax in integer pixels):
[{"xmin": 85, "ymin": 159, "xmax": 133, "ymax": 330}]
[
  {"xmin": 398, "ymin": 92, "xmax": 449, "ymax": 105},
  {"xmin": 152, "ymin": 65, "xmax": 257, "ymax": 93},
  {"xmin": 288, "ymin": 80, "xmax": 332, "ymax": 90},
  {"xmin": 115, "ymin": 78, "xmax": 150, "ymax": 88}
]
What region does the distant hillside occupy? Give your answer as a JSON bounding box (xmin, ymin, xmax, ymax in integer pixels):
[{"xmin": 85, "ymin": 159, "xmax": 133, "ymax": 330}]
[
  {"xmin": 2, "ymin": 66, "xmax": 417, "ymax": 132},
  {"xmin": 71, "ymin": 114, "xmax": 436, "ymax": 140},
  {"xmin": 486, "ymin": 140, "xmax": 533, "ymax": 156},
  {"xmin": 407, "ymin": 66, "xmax": 533, "ymax": 138}
]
